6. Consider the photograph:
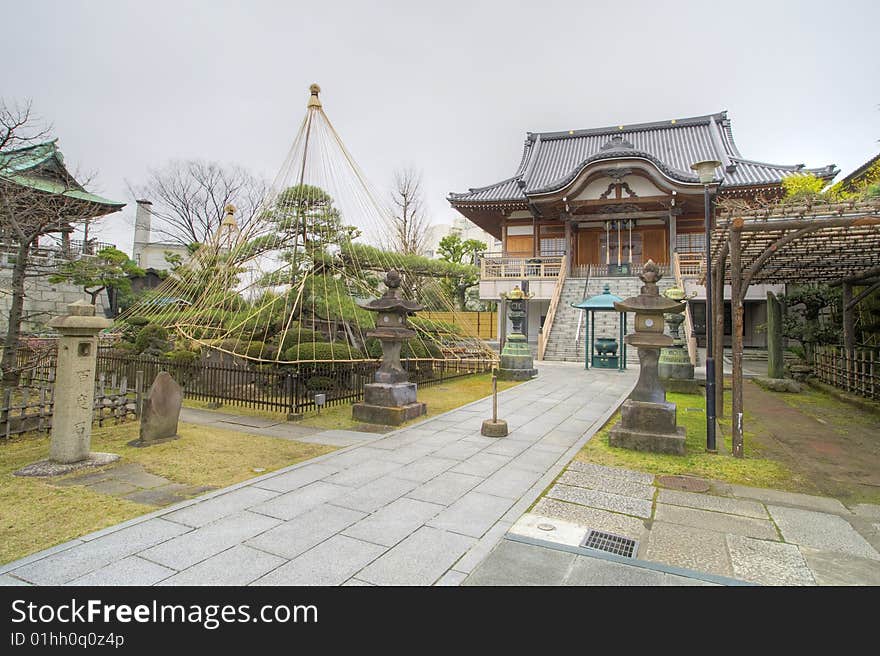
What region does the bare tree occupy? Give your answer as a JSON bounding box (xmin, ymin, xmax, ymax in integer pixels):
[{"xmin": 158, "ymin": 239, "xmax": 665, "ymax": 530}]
[
  {"xmin": 388, "ymin": 167, "xmax": 431, "ymax": 255},
  {"xmin": 129, "ymin": 160, "xmax": 269, "ymax": 248},
  {"xmin": 1, "ymin": 100, "xmax": 122, "ymax": 385}
]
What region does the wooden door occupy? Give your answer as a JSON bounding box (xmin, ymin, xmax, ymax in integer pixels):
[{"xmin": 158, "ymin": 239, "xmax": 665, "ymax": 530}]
[
  {"xmin": 506, "ymin": 235, "xmax": 533, "ymax": 256},
  {"xmin": 576, "ymin": 231, "xmax": 600, "ymax": 266},
  {"xmin": 642, "ymin": 229, "xmax": 667, "ymax": 264}
]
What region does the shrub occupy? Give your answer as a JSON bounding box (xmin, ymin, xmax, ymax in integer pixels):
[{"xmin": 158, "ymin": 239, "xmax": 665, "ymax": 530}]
[
  {"xmin": 365, "ymin": 337, "xmax": 442, "ymax": 359},
  {"xmin": 275, "ymin": 325, "xmax": 327, "ymax": 351},
  {"xmin": 306, "ymin": 375, "xmax": 336, "ymax": 391},
  {"xmin": 164, "ymin": 349, "xmax": 199, "ymax": 365},
  {"xmin": 134, "ymin": 324, "xmax": 170, "ymax": 355},
  {"xmin": 126, "ymin": 316, "xmax": 150, "ymax": 327},
  {"xmin": 283, "ymin": 341, "xmax": 364, "ymax": 361}
]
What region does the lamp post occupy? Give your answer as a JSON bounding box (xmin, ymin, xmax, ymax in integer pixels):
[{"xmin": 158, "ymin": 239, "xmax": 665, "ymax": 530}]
[{"xmin": 690, "ymin": 159, "xmax": 721, "ymax": 453}]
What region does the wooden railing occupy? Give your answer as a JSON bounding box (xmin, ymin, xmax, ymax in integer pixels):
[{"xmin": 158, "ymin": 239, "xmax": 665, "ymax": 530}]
[
  {"xmin": 814, "ymin": 346, "xmax": 878, "ymax": 400},
  {"xmin": 571, "ymin": 262, "xmax": 670, "ymax": 279},
  {"xmin": 480, "ymin": 254, "xmax": 564, "ymax": 280},
  {"xmin": 537, "ymin": 255, "xmax": 568, "ymax": 361},
  {"xmin": 676, "ymin": 252, "xmax": 704, "ymax": 277},
  {"xmin": 673, "ymin": 252, "xmax": 699, "ymax": 366}
]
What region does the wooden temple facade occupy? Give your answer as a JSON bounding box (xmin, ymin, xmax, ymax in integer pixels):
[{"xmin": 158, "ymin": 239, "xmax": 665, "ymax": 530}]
[{"xmin": 449, "ymin": 111, "xmax": 837, "ymax": 356}]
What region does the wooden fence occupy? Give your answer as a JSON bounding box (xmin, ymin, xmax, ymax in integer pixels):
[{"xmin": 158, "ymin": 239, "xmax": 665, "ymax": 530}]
[
  {"xmin": 420, "ymin": 311, "xmax": 498, "ymax": 340},
  {"xmin": 813, "ymin": 346, "xmax": 878, "ymax": 401}
]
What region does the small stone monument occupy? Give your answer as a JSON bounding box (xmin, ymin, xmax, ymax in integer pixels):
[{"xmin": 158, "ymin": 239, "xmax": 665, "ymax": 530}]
[
  {"xmin": 130, "ymin": 371, "xmax": 183, "ymax": 446},
  {"xmin": 609, "ymin": 261, "xmax": 687, "ymax": 455},
  {"xmin": 15, "ymin": 301, "xmax": 119, "ymax": 476},
  {"xmin": 497, "ymin": 286, "xmax": 537, "ymax": 380},
  {"xmin": 352, "ymin": 269, "xmax": 427, "ymax": 425},
  {"xmin": 658, "ymin": 287, "xmax": 695, "ymax": 381}
]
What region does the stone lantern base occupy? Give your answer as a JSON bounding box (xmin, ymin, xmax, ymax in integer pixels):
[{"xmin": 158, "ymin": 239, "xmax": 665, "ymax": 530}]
[
  {"xmin": 497, "ymin": 334, "xmax": 537, "ymax": 381},
  {"xmin": 609, "ymin": 399, "xmax": 686, "ymax": 455},
  {"xmin": 352, "ymin": 382, "xmax": 427, "ymax": 426}
]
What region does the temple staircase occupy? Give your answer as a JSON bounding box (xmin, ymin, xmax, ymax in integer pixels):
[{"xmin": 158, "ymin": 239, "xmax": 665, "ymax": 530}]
[{"xmin": 541, "ymin": 275, "xmax": 675, "ymax": 364}]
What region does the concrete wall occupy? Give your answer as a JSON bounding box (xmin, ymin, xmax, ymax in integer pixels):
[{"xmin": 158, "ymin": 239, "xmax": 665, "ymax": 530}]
[{"xmin": 0, "ymin": 265, "xmax": 109, "ymax": 334}]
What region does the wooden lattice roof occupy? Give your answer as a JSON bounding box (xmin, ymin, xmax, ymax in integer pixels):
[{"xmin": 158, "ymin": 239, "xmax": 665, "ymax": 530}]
[{"xmin": 709, "ymin": 199, "xmax": 880, "ymax": 285}]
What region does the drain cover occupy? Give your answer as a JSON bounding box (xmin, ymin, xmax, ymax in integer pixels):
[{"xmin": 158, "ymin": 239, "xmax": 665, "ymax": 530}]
[
  {"xmin": 657, "ymin": 475, "xmax": 711, "ymax": 493},
  {"xmin": 580, "ymin": 530, "xmax": 638, "ymax": 558}
]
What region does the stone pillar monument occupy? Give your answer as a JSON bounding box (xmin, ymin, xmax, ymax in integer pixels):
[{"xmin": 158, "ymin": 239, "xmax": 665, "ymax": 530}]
[
  {"xmin": 609, "ymin": 261, "xmax": 687, "ymax": 455},
  {"xmin": 497, "ymin": 286, "xmax": 537, "ymax": 381},
  {"xmin": 15, "ymin": 301, "xmax": 119, "ymax": 476},
  {"xmin": 658, "ymin": 287, "xmax": 695, "ymax": 381},
  {"xmin": 352, "ymin": 270, "xmax": 427, "ymax": 425}
]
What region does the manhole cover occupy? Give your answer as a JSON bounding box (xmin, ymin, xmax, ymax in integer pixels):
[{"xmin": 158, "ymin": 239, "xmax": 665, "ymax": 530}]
[
  {"xmin": 657, "ymin": 475, "xmax": 710, "ymax": 493},
  {"xmin": 580, "ymin": 530, "xmax": 638, "ymax": 558}
]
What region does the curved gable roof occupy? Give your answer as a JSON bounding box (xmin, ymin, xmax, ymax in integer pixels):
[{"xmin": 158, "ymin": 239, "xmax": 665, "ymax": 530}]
[{"xmin": 449, "ymin": 112, "xmax": 838, "ymax": 204}]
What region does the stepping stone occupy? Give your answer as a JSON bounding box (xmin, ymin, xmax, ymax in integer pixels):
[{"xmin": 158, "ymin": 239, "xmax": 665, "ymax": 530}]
[
  {"xmin": 767, "ymin": 505, "xmax": 880, "ymax": 560},
  {"xmin": 725, "ymin": 535, "xmax": 815, "ymax": 586}
]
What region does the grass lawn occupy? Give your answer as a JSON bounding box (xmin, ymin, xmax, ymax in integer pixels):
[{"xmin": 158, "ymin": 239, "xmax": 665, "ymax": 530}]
[
  {"xmin": 575, "ymin": 390, "xmax": 809, "ymax": 492},
  {"xmin": 0, "ymin": 422, "xmax": 334, "ymax": 565},
  {"xmin": 185, "ymin": 372, "xmax": 523, "ymax": 431}
]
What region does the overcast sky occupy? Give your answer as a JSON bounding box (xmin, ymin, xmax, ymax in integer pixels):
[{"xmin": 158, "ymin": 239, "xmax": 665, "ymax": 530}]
[{"xmin": 4, "ymin": 0, "xmax": 878, "ymax": 253}]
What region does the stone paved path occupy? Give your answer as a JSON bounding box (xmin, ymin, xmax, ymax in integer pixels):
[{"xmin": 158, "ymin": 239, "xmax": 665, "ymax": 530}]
[{"xmin": 0, "ymin": 363, "xmax": 636, "ymax": 586}]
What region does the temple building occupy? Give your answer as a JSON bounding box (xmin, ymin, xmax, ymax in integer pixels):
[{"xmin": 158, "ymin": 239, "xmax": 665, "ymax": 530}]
[{"xmin": 449, "ymin": 111, "xmax": 837, "ymax": 363}]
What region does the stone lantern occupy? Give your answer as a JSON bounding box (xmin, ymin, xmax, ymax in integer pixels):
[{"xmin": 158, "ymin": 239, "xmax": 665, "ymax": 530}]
[
  {"xmin": 498, "ymin": 286, "xmax": 537, "ymax": 380},
  {"xmin": 352, "ymin": 269, "xmax": 427, "ymax": 425},
  {"xmin": 658, "ymin": 287, "xmax": 695, "ymax": 381},
  {"xmin": 609, "ymin": 261, "xmax": 687, "ymax": 455}
]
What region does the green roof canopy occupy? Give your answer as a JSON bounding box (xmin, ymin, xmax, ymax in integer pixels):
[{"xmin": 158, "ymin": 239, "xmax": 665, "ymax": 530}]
[{"xmin": 571, "ymin": 283, "xmax": 623, "ymax": 310}]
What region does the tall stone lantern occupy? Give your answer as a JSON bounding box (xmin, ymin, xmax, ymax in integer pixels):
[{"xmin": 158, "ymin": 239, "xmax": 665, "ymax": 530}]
[
  {"xmin": 352, "ymin": 269, "xmax": 427, "ymax": 425},
  {"xmin": 609, "ymin": 261, "xmax": 687, "ymax": 455},
  {"xmin": 498, "ymin": 286, "xmax": 537, "ymax": 380}
]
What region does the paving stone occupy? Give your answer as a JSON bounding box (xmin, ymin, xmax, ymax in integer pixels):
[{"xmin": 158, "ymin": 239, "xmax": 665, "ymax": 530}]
[
  {"xmin": 547, "ymin": 484, "xmax": 652, "ymax": 519},
  {"xmin": 728, "ymin": 484, "xmax": 851, "ymax": 515},
  {"xmin": 431, "ymin": 441, "xmax": 485, "ymax": 461},
  {"xmin": 558, "ymin": 470, "xmax": 655, "ymax": 500},
  {"xmin": 565, "ymin": 461, "xmax": 655, "ymax": 485},
  {"xmin": 331, "ymin": 476, "xmax": 418, "ymax": 513},
  {"xmin": 322, "ymin": 447, "xmax": 389, "ymax": 468},
  {"xmin": 369, "ymin": 433, "xmax": 423, "ymax": 450},
  {"xmin": 537, "ymin": 432, "xmax": 583, "ymax": 448},
  {"xmin": 506, "ymin": 448, "xmax": 565, "ymax": 473},
  {"xmin": 68, "ymin": 556, "xmax": 176, "ymax": 586},
  {"xmin": 767, "ymin": 505, "xmax": 880, "ymax": 560},
  {"xmin": 0, "ymin": 575, "xmax": 29, "ymax": 586},
  {"xmin": 10, "ymin": 518, "xmax": 189, "ymax": 585},
  {"xmin": 799, "ymin": 547, "xmax": 880, "ymax": 586},
  {"xmin": 123, "ymin": 484, "xmax": 215, "ymax": 507},
  {"xmin": 530, "ymin": 498, "xmax": 647, "ymax": 540},
  {"xmin": 644, "ymin": 522, "xmax": 733, "ymax": 578},
  {"xmin": 119, "ymin": 469, "xmax": 174, "ymax": 489},
  {"xmin": 254, "ymin": 463, "xmax": 340, "ymax": 493},
  {"xmin": 654, "ymin": 504, "xmax": 779, "ymax": 541},
  {"xmin": 140, "ymin": 511, "xmax": 280, "ymax": 570},
  {"xmin": 427, "ymin": 491, "xmax": 514, "ymax": 538},
  {"xmin": 325, "ymin": 459, "xmax": 403, "ymax": 487},
  {"xmin": 357, "ymin": 526, "xmax": 476, "ymax": 586},
  {"xmin": 484, "ymin": 439, "xmax": 532, "ymax": 458},
  {"xmin": 249, "ymin": 481, "xmax": 350, "ymax": 520},
  {"xmin": 392, "ymin": 456, "xmax": 458, "ymax": 483},
  {"xmin": 851, "ymin": 503, "xmax": 880, "ymax": 521},
  {"xmin": 88, "ymin": 480, "xmax": 140, "ymax": 495},
  {"xmin": 158, "ymin": 545, "xmax": 285, "ymax": 586},
  {"xmin": 726, "ymin": 535, "xmax": 815, "ymax": 586},
  {"xmin": 246, "ymin": 504, "xmax": 366, "ymax": 560},
  {"xmin": 406, "ymin": 472, "xmax": 483, "ymax": 506},
  {"xmin": 252, "ymin": 536, "xmax": 386, "ymax": 586},
  {"xmin": 342, "ymin": 497, "xmax": 444, "ymax": 547},
  {"xmin": 657, "ymin": 489, "xmax": 767, "ymax": 519},
  {"xmin": 451, "ymin": 520, "xmax": 513, "ymax": 574},
  {"xmin": 450, "ymin": 452, "xmax": 511, "ymax": 478},
  {"xmin": 369, "ymin": 443, "xmax": 438, "ymax": 465},
  {"xmin": 163, "ymin": 486, "xmax": 278, "ymax": 528},
  {"xmin": 342, "ymin": 578, "xmax": 374, "ymax": 586},
  {"xmin": 435, "ymin": 570, "xmax": 468, "ymax": 586},
  {"xmin": 564, "ymin": 555, "xmax": 687, "ymax": 586},
  {"xmin": 473, "ymin": 465, "xmax": 542, "ymax": 500},
  {"xmin": 463, "ymin": 538, "xmax": 576, "ymax": 586}
]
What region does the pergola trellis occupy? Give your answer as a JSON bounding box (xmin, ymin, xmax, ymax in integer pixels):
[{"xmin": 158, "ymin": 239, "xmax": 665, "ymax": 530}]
[{"xmin": 707, "ymin": 199, "xmax": 880, "ymax": 457}]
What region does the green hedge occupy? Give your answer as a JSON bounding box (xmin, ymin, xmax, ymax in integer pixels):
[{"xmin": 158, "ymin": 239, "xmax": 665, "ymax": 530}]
[{"xmin": 283, "ymin": 341, "xmax": 364, "ymax": 361}]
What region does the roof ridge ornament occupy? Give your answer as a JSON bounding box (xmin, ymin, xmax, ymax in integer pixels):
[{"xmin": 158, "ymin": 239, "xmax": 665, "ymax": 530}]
[{"xmin": 601, "ymin": 135, "xmax": 635, "ymax": 151}]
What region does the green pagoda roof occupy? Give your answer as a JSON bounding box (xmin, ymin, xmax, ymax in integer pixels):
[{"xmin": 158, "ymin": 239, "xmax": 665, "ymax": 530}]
[{"xmin": 571, "ymin": 284, "xmax": 623, "ymax": 310}]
